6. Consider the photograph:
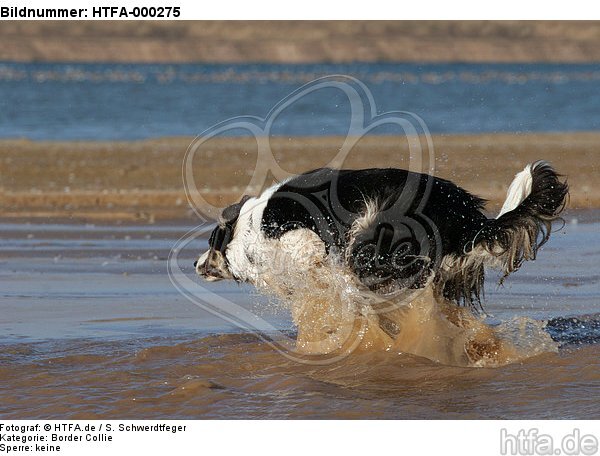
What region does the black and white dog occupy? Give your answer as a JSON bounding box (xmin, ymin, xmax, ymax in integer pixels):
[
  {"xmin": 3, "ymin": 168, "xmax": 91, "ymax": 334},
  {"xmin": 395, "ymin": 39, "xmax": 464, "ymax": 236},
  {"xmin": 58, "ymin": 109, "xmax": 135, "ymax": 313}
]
[{"xmin": 195, "ymin": 162, "xmax": 568, "ymax": 310}]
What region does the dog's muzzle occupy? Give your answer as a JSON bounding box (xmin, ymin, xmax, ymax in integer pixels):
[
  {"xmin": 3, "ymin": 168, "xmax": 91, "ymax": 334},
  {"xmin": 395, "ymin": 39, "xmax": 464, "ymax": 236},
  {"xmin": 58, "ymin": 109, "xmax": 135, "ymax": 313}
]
[{"xmin": 195, "ymin": 249, "xmax": 232, "ymax": 281}]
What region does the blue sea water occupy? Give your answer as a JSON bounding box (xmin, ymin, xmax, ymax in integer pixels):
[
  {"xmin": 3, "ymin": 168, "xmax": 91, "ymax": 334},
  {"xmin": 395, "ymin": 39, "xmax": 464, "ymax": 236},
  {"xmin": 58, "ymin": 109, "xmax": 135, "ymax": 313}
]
[{"xmin": 1, "ymin": 62, "xmax": 599, "ymax": 140}]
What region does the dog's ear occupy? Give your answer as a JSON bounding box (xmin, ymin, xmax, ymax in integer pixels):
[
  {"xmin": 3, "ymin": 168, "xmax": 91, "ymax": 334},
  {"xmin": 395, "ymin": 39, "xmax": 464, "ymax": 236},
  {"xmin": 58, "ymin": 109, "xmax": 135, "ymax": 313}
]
[{"xmin": 221, "ymin": 195, "xmax": 251, "ymax": 223}]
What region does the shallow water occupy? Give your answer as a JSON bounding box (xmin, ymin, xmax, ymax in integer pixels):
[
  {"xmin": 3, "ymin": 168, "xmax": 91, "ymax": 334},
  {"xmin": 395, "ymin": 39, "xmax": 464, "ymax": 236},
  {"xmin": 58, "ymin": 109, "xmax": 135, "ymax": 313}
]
[
  {"xmin": 2, "ymin": 62, "xmax": 600, "ymax": 140},
  {"xmin": 0, "ymin": 216, "xmax": 599, "ymax": 419}
]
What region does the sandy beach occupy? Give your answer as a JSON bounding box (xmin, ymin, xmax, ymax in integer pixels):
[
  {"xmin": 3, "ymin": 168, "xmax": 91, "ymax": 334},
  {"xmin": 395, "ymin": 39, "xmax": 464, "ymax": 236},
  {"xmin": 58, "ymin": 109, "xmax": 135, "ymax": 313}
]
[
  {"xmin": 2, "ymin": 21, "xmax": 600, "ymax": 63},
  {"xmin": 1, "ymin": 132, "xmax": 598, "ymax": 222}
]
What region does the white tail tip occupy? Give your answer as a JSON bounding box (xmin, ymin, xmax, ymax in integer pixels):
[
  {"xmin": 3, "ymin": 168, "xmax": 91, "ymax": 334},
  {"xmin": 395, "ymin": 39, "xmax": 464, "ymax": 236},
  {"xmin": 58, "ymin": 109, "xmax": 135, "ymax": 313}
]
[{"xmin": 497, "ymin": 164, "xmax": 533, "ymax": 218}]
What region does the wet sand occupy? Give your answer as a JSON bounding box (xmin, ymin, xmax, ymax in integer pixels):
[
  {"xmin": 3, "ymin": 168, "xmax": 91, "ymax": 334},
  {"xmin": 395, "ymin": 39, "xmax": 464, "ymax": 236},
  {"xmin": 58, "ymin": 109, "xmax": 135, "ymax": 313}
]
[
  {"xmin": 2, "ymin": 334, "xmax": 598, "ymax": 419},
  {"xmin": 1, "ymin": 132, "xmax": 599, "ymax": 418},
  {"xmin": 2, "ymin": 132, "xmax": 599, "ymax": 222},
  {"xmin": 0, "ymin": 219, "xmax": 599, "ymax": 419}
]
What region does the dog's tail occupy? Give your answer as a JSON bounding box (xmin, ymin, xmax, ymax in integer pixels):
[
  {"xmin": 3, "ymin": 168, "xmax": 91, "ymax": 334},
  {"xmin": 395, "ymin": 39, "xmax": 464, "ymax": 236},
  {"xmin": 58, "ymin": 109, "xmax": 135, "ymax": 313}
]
[{"xmin": 470, "ymin": 160, "xmax": 569, "ymax": 281}]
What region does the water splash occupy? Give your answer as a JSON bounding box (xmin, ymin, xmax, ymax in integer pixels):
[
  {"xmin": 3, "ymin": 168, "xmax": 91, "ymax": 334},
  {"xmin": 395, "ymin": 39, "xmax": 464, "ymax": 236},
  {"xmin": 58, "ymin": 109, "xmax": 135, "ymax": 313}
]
[{"xmin": 255, "ymin": 251, "xmax": 559, "ymax": 367}]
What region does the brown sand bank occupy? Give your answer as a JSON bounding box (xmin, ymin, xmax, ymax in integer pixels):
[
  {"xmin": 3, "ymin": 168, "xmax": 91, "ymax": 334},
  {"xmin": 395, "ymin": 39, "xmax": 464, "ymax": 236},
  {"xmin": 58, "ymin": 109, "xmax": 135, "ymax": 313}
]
[
  {"xmin": 2, "ymin": 21, "xmax": 600, "ymax": 63},
  {"xmin": 0, "ymin": 133, "xmax": 598, "ymax": 222}
]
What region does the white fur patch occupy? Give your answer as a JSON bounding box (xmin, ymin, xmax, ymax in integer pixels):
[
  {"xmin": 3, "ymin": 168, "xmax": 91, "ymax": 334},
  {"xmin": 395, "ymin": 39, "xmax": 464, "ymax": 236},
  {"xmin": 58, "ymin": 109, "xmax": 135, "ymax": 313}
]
[
  {"xmin": 441, "ymin": 245, "xmax": 503, "ymax": 276},
  {"xmin": 497, "ymin": 164, "xmax": 532, "ymax": 218},
  {"xmin": 195, "ymin": 250, "xmax": 210, "ymax": 274},
  {"xmin": 348, "ymin": 200, "xmax": 378, "ymax": 239},
  {"xmin": 223, "ymin": 183, "xmax": 281, "ymax": 284}
]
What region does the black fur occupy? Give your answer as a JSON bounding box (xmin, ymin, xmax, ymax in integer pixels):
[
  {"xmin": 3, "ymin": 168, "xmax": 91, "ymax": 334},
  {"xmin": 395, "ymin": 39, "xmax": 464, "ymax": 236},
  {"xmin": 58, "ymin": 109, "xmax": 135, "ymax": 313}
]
[
  {"xmin": 474, "ymin": 161, "xmax": 569, "ymax": 280},
  {"xmin": 259, "ymin": 165, "xmax": 568, "ymax": 310},
  {"xmin": 208, "ymin": 195, "xmax": 250, "ymax": 254},
  {"xmin": 261, "ymin": 168, "xmax": 486, "ymax": 299}
]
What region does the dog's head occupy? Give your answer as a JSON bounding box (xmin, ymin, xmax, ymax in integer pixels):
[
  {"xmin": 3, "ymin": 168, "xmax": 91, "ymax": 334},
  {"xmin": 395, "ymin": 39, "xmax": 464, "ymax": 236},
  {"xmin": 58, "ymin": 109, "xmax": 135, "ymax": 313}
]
[{"xmin": 195, "ymin": 195, "xmax": 251, "ymax": 281}]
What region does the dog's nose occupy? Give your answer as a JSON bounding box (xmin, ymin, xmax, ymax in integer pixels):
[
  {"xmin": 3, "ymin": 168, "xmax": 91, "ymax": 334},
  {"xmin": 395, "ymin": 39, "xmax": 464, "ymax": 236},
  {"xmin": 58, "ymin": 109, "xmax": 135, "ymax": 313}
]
[{"xmin": 193, "ymin": 260, "xmax": 198, "ymax": 268}]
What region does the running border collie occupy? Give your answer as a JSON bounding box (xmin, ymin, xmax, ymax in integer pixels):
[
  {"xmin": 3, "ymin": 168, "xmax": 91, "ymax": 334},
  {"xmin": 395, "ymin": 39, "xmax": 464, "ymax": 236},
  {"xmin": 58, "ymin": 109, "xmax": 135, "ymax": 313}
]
[{"xmin": 195, "ymin": 161, "xmax": 568, "ymax": 310}]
